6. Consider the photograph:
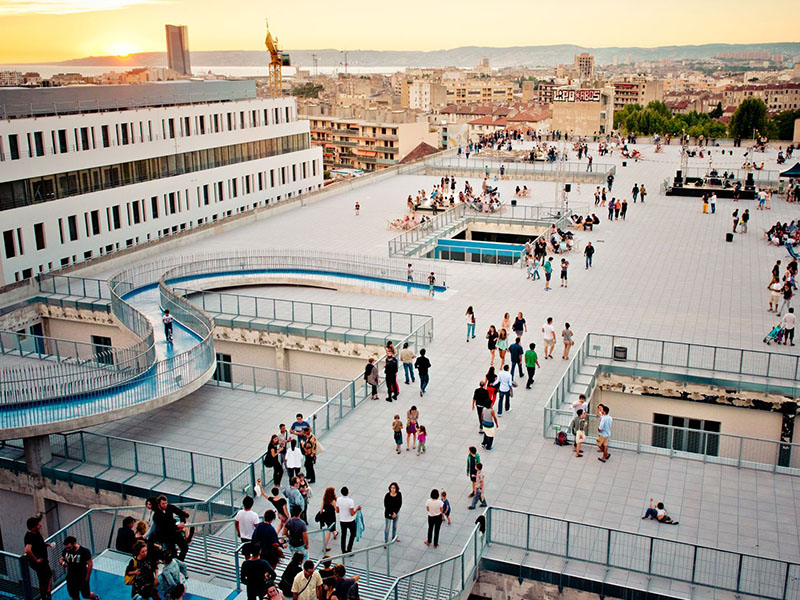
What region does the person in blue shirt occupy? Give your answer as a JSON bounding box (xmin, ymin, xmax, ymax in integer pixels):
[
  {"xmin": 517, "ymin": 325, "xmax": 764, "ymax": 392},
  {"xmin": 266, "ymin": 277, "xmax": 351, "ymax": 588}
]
[
  {"xmin": 282, "ymin": 477, "xmax": 305, "ymax": 518},
  {"xmin": 290, "ymin": 414, "xmax": 311, "ymax": 443},
  {"xmin": 251, "ymin": 510, "xmax": 281, "ymax": 569},
  {"xmin": 597, "ymin": 404, "xmax": 612, "ymax": 462}
]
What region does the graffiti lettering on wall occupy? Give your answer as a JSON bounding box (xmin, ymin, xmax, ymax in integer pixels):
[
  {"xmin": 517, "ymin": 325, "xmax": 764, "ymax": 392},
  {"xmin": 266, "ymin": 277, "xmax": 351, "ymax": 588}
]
[{"xmin": 553, "ymin": 89, "xmax": 601, "ymax": 102}]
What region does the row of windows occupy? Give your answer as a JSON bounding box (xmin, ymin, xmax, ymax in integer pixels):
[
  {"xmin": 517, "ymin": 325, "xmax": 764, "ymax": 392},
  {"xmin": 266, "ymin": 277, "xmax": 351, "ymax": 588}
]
[
  {"xmin": 2, "ymin": 159, "xmax": 319, "ymax": 261},
  {"xmin": 8, "ymin": 180, "xmax": 322, "ymax": 283},
  {"xmin": 0, "ymin": 105, "xmax": 296, "ymax": 161},
  {"xmin": 0, "ymin": 133, "xmax": 311, "ymax": 211}
]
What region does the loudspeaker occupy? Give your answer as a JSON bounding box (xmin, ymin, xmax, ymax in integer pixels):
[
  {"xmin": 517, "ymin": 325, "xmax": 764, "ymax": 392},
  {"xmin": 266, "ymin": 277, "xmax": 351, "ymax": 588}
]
[
  {"xmin": 622, "ymin": 161, "xmax": 627, "ymax": 167},
  {"xmin": 565, "ymin": 184, "xmax": 571, "ymax": 192},
  {"xmin": 726, "ymin": 233, "xmax": 734, "ymax": 243},
  {"xmin": 510, "ymin": 199, "xmax": 517, "ymax": 206},
  {"xmin": 676, "ymin": 170, "xmax": 682, "ymax": 179}
]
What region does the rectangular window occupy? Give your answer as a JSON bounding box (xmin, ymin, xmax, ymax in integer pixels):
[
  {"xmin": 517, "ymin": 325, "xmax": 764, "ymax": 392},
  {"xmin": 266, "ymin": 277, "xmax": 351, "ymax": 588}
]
[
  {"xmin": 168, "ymin": 119, "xmax": 176, "ymax": 139},
  {"xmin": 227, "ymin": 113, "xmax": 234, "ymax": 130},
  {"xmin": 34, "ymin": 222, "xmax": 46, "ymax": 250},
  {"xmin": 217, "ymin": 181, "xmax": 224, "ymax": 202},
  {"xmin": 292, "ymin": 164, "xmax": 296, "ymax": 182},
  {"xmin": 199, "ymin": 115, "xmax": 205, "ymax": 134},
  {"xmin": 90, "ymin": 210, "xmax": 101, "ymax": 236},
  {"xmin": 652, "ymin": 413, "xmax": 720, "ymax": 457},
  {"xmin": 58, "ymin": 218, "xmax": 64, "ymax": 244},
  {"xmin": 240, "ymin": 111, "xmax": 245, "ymax": 129},
  {"xmin": 3, "ymin": 230, "xmax": 15, "ymax": 258},
  {"xmin": 120, "ymin": 123, "xmax": 129, "ymax": 145},
  {"xmin": 151, "ymin": 196, "xmax": 159, "ymax": 219},
  {"xmin": 91, "ymin": 335, "xmax": 114, "ymax": 366},
  {"xmin": 67, "ymin": 215, "xmax": 78, "ymax": 241},
  {"xmin": 203, "ymin": 185, "xmax": 210, "ymax": 205},
  {"xmin": 183, "ymin": 116, "xmax": 191, "ymax": 136},
  {"xmin": 34, "ymin": 132, "xmax": 45, "ymax": 157},
  {"xmin": 168, "ymin": 192, "xmax": 177, "ymax": 214},
  {"xmin": 58, "ymin": 129, "xmax": 68, "ymax": 153},
  {"xmin": 111, "ymin": 205, "xmax": 121, "ymax": 230},
  {"xmin": 101, "ymin": 125, "xmax": 110, "ymax": 148},
  {"xmin": 258, "ymin": 172, "xmax": 264, "ymax": 191},
  {"xmin": 80, "ymin": 127, "xmax": 90, "ymax": 150},
  {"xmin": 9, "ymin": 134, "xmax": 20, "ymax": 160},
  {"xmin": 131, "ymin": 201, "xmax": 141, "ymax": 224}
]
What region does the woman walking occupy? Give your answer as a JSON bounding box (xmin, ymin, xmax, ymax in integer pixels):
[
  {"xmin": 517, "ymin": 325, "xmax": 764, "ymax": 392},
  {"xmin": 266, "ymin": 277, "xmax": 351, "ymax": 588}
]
[
  {"xmin": 484, "ymin": 367, "xmax": 497, "ymax": 406},
  {"xmin": 481, "ymin": 406, "xmax": 499, "ymax": 450},
  {"xmin": 320, "ymin": 487, "xmax": 337, "ymax": 552},
  {"xmin": 486, "ymin": 326, "xmax": 499, "ymax": 365},
  {"xmin": 497, "ymin": 329, "xmax": 508, "ymax": 366},
  {"xmin": 465, "ymin": 307, "xmax": 476, "ymax": 342},
  {"xmin": 424, "ymin": 489, "xmax": 444, "ymax": 548},
  {"xmin": 406, "ymin": 406, "xmax": 419, "ymax": 451},
  {"xmin": 364, "ymin": 357, "xmax": 379, "ymax": 400},
  {"xmin": 384, "ymin": 482, "xmax": 402, "ymax": 543},
  {"xmin": 302, "ymin": 440, "xmax": 316, "ymax": 484},
  {"xmin": 562, "ymin": 323, "xmax": 574, "ymax": 359},
  {"xmin": 501, "ymin": 312, "xmax": 511, "ymax": 333}
]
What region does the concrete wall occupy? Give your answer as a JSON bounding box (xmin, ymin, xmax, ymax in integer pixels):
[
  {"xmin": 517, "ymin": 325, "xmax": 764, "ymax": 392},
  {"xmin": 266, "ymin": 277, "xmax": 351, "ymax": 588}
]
[
  {"xmin": 472, "ymin": 569, "xmax": 599, "ymax": 600},
  {"xmin": 44, "ymin": 316, "xmax": 139, "ymax": 350}
]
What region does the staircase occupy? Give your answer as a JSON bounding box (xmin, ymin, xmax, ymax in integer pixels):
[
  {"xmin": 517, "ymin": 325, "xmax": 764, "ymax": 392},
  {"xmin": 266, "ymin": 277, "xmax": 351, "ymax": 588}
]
[{"xmin": 183, "ymin": 535, "xmax": 403, "ymax": 600}]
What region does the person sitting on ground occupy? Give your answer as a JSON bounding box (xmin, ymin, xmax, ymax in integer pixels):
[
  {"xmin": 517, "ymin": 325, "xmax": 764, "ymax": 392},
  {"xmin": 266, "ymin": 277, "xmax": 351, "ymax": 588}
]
[{"xmin": 642, "ymin": 498, "xmax": 679, "ymax": 524}]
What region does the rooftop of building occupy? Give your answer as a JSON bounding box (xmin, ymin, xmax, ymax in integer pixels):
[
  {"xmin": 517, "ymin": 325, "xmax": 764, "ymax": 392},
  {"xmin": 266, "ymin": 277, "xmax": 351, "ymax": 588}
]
[
  {"xmin": 4, "ymin": 140, "xmax": 800, "ymax": 578},
  {"xmin": 0, "ymin": 79, "xmax": 258, "ymax": 119}
]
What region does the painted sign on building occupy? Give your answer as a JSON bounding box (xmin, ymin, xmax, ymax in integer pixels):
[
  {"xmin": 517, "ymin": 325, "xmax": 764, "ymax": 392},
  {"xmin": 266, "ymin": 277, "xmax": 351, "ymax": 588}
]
[{"xmin": 553, "ymin": 89, "xmax": 601, "ymax": 103}]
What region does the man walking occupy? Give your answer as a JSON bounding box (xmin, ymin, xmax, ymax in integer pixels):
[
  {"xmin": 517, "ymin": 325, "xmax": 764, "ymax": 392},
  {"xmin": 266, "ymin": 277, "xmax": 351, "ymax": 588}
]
[
  {"xmin": 542, "ymin": 317, "xmax": 556, "ymax": 359},
  {"xmin": 467, "ymin": 463, "xmax": 488, "ymax": 510},
  {"xmin": 472, "ymin": 382, "xmax": 491, "ymax": 433},
  {"xmin": 586, "ymin": 154, "xmax": 593, "ymax": 172},
  {"xmin": 399, "ymin": 342, "xmax": 415, "ymax": 385},
  {"xmin": 59, "ymin": 536, "xmax": 99, "ymax": 600},
  {"xmin": 607, "ymin": 173, "xmax": 614, "ymax": 191},
  {"xmin": 414, "ymin": 348, "xmax": 431, "ymax": 396},
  {"xmin": 508, "ymin": 337, "xmax": 524, "ymax": 383},
  {"xmin": 335, "ymin": 487, "xmax": 361, "ymax": 554},
  {"xmin": 740, "ymin": 209, "xmax": 749, "ymax": 233},
  {"xmin": 732, "ymin": 209, "xmax": 739, "ymax": 233},
  {"xmin": 240, "ymin": 543, "xmax": 276, "ymax": 600},
  {"xmin": 543, "ymin": 257, "xmax": 553, "ymax": 291},
  {"xmin": 783, "ymin": 308, "xmax": 796, "ymax": 346},
  {"xmin": 466, "ymin": 447, "xmax": 481, "ymax": 497},
  {"xmin": 290, "ymin": 560, "xmax": 322, "ymax": 600},
  {"xmin": 524, "ymin": 343, "xmax": 540, "ymax": 389},
  {"xmin": 632, "ymin": 183, "xmax": 639, "ymax": 203},
  {"xmin": 280, "ymin": 507, "xmax": 308, "ymax": 560},
  {"xmin": 597, "ymin": 404, "xmax": 612, "ymax": 463},
  {"xmin": 584, "ymin": 242, "xmax": 594, "ymax": 269},
  {"xmin": 496, "ymin": 365, "xmax": 513, "ymax": 415},
  {"xmin": 235, "ymin": 496, "xmax": 260, "ymax": 543}
]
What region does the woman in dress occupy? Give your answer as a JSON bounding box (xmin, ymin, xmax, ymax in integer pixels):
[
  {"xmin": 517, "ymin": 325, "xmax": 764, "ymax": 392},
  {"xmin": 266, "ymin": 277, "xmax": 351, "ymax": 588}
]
[
  {"xmin": 486, "ymin": 325, "xmax": 499, "ymax": 365},
  {"xmin": 267, "ymin": 487, "xmax": 289, "ymax": 528},
  {"xmin": 384, "ymin": 482, "xmax": 402, "ymax": 543},
  {"xmin": 497, "ymin": 328, "xmax": 508, "ymax": 366},
  {"xmin": 501, "ymin": 312, "xmax": 511, "ymax": 332},
  {"xmin": 562, "ymin": 323, "xmax": 574, "ymax": 359},
  {"xmin": 302, "ymin": 440, "xmax": 316, "ymax": 484},
  {"xmin": 406, "ymin": 406, "xmax": 419, "ymax": 452},
  {"xmin": 320, "ymin": 486, "xmax": 337, "ymax": 552},
  {"xmin": 465, "ymin": 306, "xmax": 476, "ymax": 342}
]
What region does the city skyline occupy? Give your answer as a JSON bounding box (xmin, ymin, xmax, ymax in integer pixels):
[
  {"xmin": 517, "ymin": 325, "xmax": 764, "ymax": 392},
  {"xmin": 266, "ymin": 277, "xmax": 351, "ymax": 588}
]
[{"xmin": 0, "ymin": 0, "xmax": 795, "ymax": 64}]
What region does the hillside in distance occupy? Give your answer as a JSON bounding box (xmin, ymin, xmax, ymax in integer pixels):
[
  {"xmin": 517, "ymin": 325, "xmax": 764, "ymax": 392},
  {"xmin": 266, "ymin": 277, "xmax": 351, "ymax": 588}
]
[{"xmin": 56, "ymin": 42, "xmax": 800, "ymax": 69}]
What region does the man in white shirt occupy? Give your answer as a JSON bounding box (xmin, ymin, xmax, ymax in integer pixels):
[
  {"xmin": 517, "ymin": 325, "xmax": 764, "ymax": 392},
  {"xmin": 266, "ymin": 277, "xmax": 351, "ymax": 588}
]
[
  {"xmin": 496, "ymin": 365, "xmax": 513, "ymax": 416},
  {"xmin": 783, "ymin": 308, "xmax": 796, "ymax": 346},
  {"xmin": 542, "ymin": 317, "xmax": 556, "ymax": 359},
  {"xmin": 335, "ymin": 487, "xmax": 361, "ymax": 554},
  {"xmin": 235, "ymin": 496, "xmax": 260, "ymax": 542},
  {"xmin": 571, "ymin": 394, "xmax": 587, "ymax": 419}
]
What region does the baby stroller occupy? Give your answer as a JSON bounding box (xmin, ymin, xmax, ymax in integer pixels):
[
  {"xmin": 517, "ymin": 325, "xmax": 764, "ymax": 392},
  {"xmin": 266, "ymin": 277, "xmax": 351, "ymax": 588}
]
[{"xmin": 764, "ymin": 324, "xmax": 784, "ymax": 345}]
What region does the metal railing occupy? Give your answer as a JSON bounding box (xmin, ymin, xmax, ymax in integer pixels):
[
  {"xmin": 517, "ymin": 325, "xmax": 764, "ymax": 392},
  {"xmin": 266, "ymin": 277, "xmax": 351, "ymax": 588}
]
[
  {"xmin": 487, "ymin": 507, "xmax": 800, "ymax": 600},
  {"xmin": 37, "ymin": 274, "xmax": 110, "ymax": 299},
  {"xmin": 680, "ymin": 165, "xmax": 780, "ymax": 187},
  {"xmin": 382, "ymin": 521, "xmax": 486, "ymax": 600},
  {"xmin": 543, "ymin": 333, "xmax": 800, "ymax": 474},
  {"xmin": 427, "ymin": 155, "xmax": 615, "ymax": 176},
  {"xmin": 208, "ymin": 362, "xmax": 354, "ymax": 402},
  {"xmin": 176, "ymin": 287, "xmax": 433, "ymax": 341}
]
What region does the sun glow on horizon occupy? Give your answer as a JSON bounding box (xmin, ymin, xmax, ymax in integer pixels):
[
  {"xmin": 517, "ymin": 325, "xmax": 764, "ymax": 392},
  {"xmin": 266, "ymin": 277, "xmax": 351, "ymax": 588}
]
[{"xmin": 107, "ymin": 41, "xmax": 140, "ymax": 57}]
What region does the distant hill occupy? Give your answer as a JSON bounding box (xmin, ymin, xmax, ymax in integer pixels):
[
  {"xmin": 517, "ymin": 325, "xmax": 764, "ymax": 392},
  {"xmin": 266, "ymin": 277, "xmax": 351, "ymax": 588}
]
[{"xmin": 56, "ymin": 43, "xmax": 800, "ymax": 69}]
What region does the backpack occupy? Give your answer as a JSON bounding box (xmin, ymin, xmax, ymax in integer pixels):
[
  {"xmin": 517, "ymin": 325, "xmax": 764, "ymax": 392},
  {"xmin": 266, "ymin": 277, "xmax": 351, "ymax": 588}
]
[
  {"xmin": 555, "ymin": 431, "xmax": 569, "ymax": 446},
  {"xmin": 347, "ymin": 582, "xmax": 361, "ymax": 600}
]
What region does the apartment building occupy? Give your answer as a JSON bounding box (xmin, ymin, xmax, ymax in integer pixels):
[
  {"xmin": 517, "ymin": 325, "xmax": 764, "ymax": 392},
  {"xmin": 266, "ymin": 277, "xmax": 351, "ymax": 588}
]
[
  {"xmin": 722, "ymin": 83, "xmax": 800, "ymax": 111},
  {"xmin": 305, "ymin": 114, "xmax": 437, "ymax": 172},
  {"xmin": 0, "ymin": 80, "xmax": 323, "ymax": 284},
  {"xmin": 442, "ymin": 79, "xmax": 515, "ymax": 105},
  {"xmin": 549, "ymin": 87, "xmax": 615, "ymax": 136},
  {"xmin": 610, "ymin": 75, "xmax": 665, "ymax": 112},
  {"xmin": 406, "ymin": 80, "xmax": 448, "ymax": 111}
]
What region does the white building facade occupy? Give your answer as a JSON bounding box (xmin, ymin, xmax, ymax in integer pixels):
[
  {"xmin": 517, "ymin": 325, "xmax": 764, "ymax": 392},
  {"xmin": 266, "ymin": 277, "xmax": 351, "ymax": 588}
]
[{"xmin": 0, "ymin": 81, "xmax": 323, "ymax": 284}]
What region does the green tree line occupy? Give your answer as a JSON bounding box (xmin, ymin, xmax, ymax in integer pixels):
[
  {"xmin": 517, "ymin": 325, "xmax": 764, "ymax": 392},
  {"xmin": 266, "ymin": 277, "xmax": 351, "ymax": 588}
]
[{"xmin": 614, "ymin": 99, "xmax": 800, "ymax": 141}]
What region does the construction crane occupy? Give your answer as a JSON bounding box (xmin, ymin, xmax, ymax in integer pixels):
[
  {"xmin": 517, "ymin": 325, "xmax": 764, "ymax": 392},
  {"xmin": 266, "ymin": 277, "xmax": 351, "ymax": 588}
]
[{"xmin": 265, "ymin": 20, "xmax": 290, "ymax": 97}]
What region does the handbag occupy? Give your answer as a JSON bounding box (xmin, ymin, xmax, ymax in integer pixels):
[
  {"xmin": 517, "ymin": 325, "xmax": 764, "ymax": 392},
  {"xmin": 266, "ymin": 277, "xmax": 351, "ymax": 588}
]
[{"xmin": 124, "ymin": 559, "xmax": 138, "ymax": 585}]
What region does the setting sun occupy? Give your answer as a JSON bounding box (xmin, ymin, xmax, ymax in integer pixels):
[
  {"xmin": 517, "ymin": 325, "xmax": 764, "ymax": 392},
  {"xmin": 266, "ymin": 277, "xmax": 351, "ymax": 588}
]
[{"xmin": 107, "ymin": 41, "xmax": 139, "ymax": 57}]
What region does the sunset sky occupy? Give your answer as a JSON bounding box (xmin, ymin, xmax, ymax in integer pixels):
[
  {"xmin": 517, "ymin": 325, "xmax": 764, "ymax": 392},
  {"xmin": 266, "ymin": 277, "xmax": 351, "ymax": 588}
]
[{"xmin": 0, "ymin": 0, "xmax": 794, "ymax": 64}]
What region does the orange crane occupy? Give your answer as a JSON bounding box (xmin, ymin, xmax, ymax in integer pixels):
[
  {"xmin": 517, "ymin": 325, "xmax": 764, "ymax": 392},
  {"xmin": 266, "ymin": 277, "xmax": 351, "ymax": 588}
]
[{"xmin": 265, "ymin": 20, "xmax": 290, "ymax": 97}]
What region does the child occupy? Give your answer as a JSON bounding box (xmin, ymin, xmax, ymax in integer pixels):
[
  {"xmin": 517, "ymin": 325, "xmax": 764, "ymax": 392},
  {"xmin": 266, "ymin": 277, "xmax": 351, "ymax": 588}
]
[
  {"xmin": 526, "ymin": 258, "xmax": 533, "ymax": 280},
  {"xmin": 416, "ymin": 425, "xmax": 427, "ymax": 455},
  {"xmin": 441, "ymin": 490, "xmax": 451, "ymax": 525},
  {"xmin": 468, "ymin": 463, "xmax": 487, "ymax": 509},
  {"xmin": 162, "ymin": 309, "xmax": 174, "ymax": 342},
  {"xmin": 532, "ymin": 258, "xmax": 541, "ymax": 281},
  {"xmin": 354, "ymin": 201, "xmax": 360, "ymax": 216},
  {"xmin": 392, "ymin": 415, "xmax": 403, "ymax": 454}
]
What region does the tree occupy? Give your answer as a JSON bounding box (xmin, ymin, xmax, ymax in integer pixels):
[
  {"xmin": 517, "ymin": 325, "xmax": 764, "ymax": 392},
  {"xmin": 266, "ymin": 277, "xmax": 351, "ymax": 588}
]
[
  {"xmin": 729, "ymin": 98, "xmax": 768, "ymax": 140},
  {"xmin": 709, "ymin": 102, "xmax": 723, "ymax": 119},
  {"xmin": 291, "ymin": 83, "xmax": 323, "ymax": 99},
  {"xmin": 769, "ymin": 109, "xmax": 800, "ymax": 140}
]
